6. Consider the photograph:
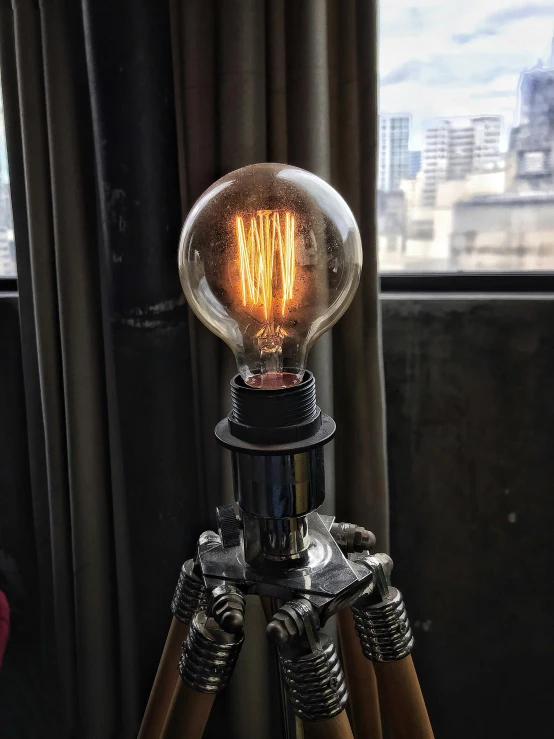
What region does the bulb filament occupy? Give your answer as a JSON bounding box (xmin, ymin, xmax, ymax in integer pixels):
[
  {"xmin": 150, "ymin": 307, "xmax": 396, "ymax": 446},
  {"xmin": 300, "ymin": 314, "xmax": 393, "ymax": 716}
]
[{"xmin": 236, "ymin": 210, "xmax": 296, "ymax": 320}]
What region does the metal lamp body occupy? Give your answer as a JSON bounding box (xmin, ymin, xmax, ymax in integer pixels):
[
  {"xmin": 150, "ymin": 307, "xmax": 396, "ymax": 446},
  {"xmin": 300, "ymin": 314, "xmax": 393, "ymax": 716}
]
[{"xmin": 234, "ymin": 448, "xmax": 324, "ymax": 562}]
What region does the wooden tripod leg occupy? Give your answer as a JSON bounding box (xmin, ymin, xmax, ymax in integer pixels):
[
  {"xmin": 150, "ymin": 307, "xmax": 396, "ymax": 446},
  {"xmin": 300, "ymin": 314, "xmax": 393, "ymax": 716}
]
[
  {"xmin": 138, "ymin": 617, "xmax": 189, "ymax": 739},
  {"xmin": 337, "ymin": 609, "xmax": 383, "ymax": 739},
  {"xmin": 303, "ymin": 711, "xmax": 354, "ymax": 739},
  {"xmin": 373, "ymin": 656, "xmax": 434, "ymax": 739},
  {"xmin": 160, "ymin": 681, "xmax": 215, "ymax": 739}
]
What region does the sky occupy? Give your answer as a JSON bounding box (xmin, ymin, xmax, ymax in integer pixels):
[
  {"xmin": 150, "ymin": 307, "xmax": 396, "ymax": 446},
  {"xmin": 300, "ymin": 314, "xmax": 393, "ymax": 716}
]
[{"xmin": 379, "ymin": 0, "xmax": 554, "ymax": 150}]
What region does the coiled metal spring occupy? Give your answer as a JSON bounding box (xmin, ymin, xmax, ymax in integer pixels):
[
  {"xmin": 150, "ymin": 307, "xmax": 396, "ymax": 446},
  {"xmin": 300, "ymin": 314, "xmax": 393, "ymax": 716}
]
[
  {"xmin": 171, "ymin": 560, "xmax": 206, "ymax": 624},
  {"xmin": 351, "ymin": 586, "xmax": 414, "ymax": 662},
  {"xmin": 179, "ymin": 611, "xmax": 244, "ymax": 693},
  {"xmin": 279, "ymin": 634, "xmax": 348, "ymax": 721}
]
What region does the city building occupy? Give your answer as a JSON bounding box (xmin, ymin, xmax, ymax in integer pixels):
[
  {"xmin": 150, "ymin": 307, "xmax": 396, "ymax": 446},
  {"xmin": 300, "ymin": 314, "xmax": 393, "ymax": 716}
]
[
  {"xmin": 408, "ymin": 150, "xmax": 422, "ymax": 178},
  {"xmin": 472, "ymin": 116, "xmax": 504, "ymax": 172},
  {"xmin": 0, "ymin": 226, "xmax": 15, "ymax": 276},
  {"xmin": 507, "ymin": 61, "xmax": 554, "ymax": 192},
  {"xmin": 451, "ymin": 52, "xmax": 554, "ymax": 270},
  {"xmin": 377, "ymin": 190, "xmax": 406, "ymax": 262},
  {"xmin": 451, "ymin": 192, "xmax": 554, "ymax": 269},
  {"xmin": 421, "ymin": 116, "xmax": 502, "ymax": 207},
  {"xmin": 378, "ymin": 114, "xmax": 410, "ymax": 192}
]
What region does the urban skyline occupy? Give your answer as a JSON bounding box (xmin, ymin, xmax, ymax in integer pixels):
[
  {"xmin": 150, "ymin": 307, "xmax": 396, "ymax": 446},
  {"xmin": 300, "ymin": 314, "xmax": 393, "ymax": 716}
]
[
  {"xmin": 378, "ymin": 26, "xmax": 554, "ymax": 272},
  {"xmin": 379, "ymin": 0, "xmax": 554, "ymax": 150}
]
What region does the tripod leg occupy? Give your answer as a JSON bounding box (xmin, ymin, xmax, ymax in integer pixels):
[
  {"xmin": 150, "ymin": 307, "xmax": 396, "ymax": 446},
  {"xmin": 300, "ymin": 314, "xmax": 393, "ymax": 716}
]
[
  {"xmin": 138, "ymin": 617, "xmax": 190, "ymax": 739},
  {"xmin": 160, "ymin": 681, "xmax": 215, "ymax": 739},
  {"xmin": 351, "ymin": 563, "xmax": 434, "ymax": 739},
  {"xmin": 262, "ymin": 596, "xmax": 305, "ymax": 739},
  {"xmin": 337, "ymin": 609, "xmax": 383, "ymax": 739},
  {"xmin": 138, "ymin": 559, "xmax": 205, "ymax": 739},
  {"xmin": 373, "ymin": 656, "xmax": 434, "ymax": 739},
  {"xmin": 304, "ymin": 712, "xmax": 354, "ymax": 739},
  {"xmin": 161, "ymin": 603, "xmax": 245, "ymax": 739},
  {"xmin": 270, "ymin": 605, "xmax": 353, "ymax": 739}
]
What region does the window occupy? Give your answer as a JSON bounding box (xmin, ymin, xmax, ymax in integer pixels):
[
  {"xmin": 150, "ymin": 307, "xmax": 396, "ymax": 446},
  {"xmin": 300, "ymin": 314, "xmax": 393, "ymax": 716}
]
[
  {"xmin": 520, "ymin": 150, "xmax": 548, "ymax": 175},
  {"xmin": 0, "ymin": 71, "xmax": 15, "ymax": 280},
  {"xmin": 378, "ymin": 0, "xmax": 554, "ymax": 274}
]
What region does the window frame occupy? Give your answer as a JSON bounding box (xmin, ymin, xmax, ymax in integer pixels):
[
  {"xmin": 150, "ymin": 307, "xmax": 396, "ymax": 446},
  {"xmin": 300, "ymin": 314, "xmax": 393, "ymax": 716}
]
[
  {"xmin": 380, "ymin": 271, "xmax": 554, "ymax": 293},
  {"xmin": 0, "ymin": 276, "xmax": 16, "ymax": 293}
]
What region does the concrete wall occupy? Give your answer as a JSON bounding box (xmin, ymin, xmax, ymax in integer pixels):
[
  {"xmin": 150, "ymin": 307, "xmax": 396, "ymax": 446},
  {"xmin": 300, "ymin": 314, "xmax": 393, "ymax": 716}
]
[
  {"xmin": 451, "ymin": 197, "xmax": 554, "ymax": 269},
  {"xmin": 382, "ymin": 296, "xmax": 554, "ymax": 739}
]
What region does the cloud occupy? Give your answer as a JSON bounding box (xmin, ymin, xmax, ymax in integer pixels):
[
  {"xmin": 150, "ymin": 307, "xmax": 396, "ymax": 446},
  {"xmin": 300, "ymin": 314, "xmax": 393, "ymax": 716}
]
[
  {"xmin": 471, "ymin": 66, "xmax": 521, "ymax": 84},
  {"xmin": 381, "ymin": 60, "xmax": 425, "ymax": 85},
  {"xmin": 381, "ymin": 55, "xmax": 528, "ymax": 87},
  {"xmin": 487, "ymin": 3, "xmax": 554, "ymax": 25},
  {"xmin": 471, "ymin": 89, "xmax": 515, "ymax": 99},
  {"xmin": 380, "ymin": 6, "xmax": 433, "ymax": 36},
  {"xmin": 452, "ymin": 28, "xmax": 497, "ymax": 45},
  {"xmin": 453, "ymin": 4, "xmax": 554, "ymax": 45}
]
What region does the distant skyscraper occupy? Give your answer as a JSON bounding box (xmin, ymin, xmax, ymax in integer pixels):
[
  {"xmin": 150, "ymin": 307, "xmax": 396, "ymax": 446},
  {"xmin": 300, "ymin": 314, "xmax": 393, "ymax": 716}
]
[
  {"xmin": 508, "ymin": 57, "xmax": 554, "ymax": 190},
  {"xmin": 421, "ymin": 116, "xmax": 502, "ymax": 207},
  {"xmin": 408, "ymin": 151, "xmax": 421, "ymax": 178},
  {"xmin": 472, "ymin": 116, "xmax": 503, "ymax": 172},
  {"xmin": 378, "ymin": 114, "xmax": 410, "ymax": 192}
]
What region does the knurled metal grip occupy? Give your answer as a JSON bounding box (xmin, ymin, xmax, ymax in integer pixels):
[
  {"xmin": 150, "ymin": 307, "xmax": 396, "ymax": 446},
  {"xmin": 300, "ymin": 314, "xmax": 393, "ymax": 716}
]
[
  {"xmin": 171, "ymin": 559, "xmax": 206, "ymax": 624},
  {"xmin": 351, "ymin": 586, "xmax": 414, "ymax": 662},
  {"xmin": 279, "ymin": 634, "xmax": 348, "ymax": 721},
  {"xmin": 216, "ymin": 505, "xmax": 241, "ymax": 548},
  {"xmin": 179, "ymin": 611, "xmax": 244, "ymax": 693}
]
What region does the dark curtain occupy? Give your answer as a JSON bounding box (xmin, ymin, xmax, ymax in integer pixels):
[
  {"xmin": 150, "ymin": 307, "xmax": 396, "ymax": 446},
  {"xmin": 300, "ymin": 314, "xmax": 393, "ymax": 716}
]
[{"xmin": 0, "ymin": 1, "xmax": 386, "ymax": 738}]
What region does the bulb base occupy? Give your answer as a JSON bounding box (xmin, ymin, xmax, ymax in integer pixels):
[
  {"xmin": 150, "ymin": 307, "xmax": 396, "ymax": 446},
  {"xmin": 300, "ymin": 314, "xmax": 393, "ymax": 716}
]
[
  {"xmin": 229, "ymin": 371, "xmax": 321, "ymax": 445},
  {"xmin": 215, "ymin": 370, "xmax": 336, "ymax": 562}
]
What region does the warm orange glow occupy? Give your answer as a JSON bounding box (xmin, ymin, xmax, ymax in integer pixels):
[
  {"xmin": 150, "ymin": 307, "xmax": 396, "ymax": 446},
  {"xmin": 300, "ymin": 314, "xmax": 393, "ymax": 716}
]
[{"xmin": 236, "ymin": 210, "xmax": 296, "ymax": 320}]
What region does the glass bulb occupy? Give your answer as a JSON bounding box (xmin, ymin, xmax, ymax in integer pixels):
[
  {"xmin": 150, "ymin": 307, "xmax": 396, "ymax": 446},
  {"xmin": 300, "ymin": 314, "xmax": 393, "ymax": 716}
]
[{"xmin": 178, "ymin": 163, "xmax": 362, "ymax": 389}]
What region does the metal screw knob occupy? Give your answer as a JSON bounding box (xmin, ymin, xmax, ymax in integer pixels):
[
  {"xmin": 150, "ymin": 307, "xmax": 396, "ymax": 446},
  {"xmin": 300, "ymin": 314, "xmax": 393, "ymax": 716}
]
[
  {"xmin": 331, "ymin": 522, "xmax": 376, "ymax": 554},
  {"xmin": 266, "ymin": 599, "xmax": 320, "ymax": 646},
  {"xmin": 209, "ymin": 584, "xmax": 245, "ymax": 634}
]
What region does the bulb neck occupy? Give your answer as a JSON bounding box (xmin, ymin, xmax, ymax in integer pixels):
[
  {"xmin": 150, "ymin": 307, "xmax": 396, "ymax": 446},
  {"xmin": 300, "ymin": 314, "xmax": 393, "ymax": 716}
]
[{"xmin": 229, "ymin": 371, "xmax": 321, "ymax": 445}]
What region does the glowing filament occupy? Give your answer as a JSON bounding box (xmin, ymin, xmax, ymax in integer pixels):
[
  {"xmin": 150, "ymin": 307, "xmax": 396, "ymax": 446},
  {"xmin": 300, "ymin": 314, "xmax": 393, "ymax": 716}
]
[{"xmin": 237, "ymin": 210, "xmax": 296, "ymax": 320}]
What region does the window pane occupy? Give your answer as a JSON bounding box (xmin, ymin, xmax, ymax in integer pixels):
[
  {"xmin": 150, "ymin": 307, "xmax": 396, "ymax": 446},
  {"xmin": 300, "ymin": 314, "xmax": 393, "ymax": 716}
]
[
  {"xmin": 0, "ymin": 70, "xmax": 16, "ymax": 279},
  {"xmin": 378, "ymin": 1, "xmax": 554, "ymax": 271}
]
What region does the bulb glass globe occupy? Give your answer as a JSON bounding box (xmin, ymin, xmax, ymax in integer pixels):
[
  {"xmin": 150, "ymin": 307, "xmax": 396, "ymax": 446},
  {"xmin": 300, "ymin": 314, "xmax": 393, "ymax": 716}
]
[{"xmin": 178, "ymin": 163, "xmax": 362, "ymax": 389}]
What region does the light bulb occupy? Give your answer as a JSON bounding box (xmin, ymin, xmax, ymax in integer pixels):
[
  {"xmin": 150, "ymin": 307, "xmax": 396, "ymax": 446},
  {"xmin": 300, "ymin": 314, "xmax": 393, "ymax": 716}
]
[{"xmin": 178, "ymin": 163, "xmax": 362, "ymax": 389}]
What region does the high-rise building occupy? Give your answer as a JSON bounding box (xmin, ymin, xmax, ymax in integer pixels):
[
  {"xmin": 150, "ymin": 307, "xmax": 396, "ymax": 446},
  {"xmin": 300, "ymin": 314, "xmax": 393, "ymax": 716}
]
[
  {"xmin": 0, "ymin": 225, "xmax": 15, "ymax": 277},
  {"xmin": 450, "ymin": 39, "xmax": 554, "ymax": 271},
  {"xmin": 507, "ymin": 59, "xmax": 554, "ymax": 191},
  {"xmin": 421, "ymin": 116, "xmax": 502, "ymax": 207},
  {"xmin": 408, "ymin": 151, "xmax": 422, "ymax": 178},
  {"xmin": 472, "ymin": 117, "xmax": 504, "ymax": 172},
  {"xmin": 378, "ymin": 114, "xmax": 410, "ymax": 192}
]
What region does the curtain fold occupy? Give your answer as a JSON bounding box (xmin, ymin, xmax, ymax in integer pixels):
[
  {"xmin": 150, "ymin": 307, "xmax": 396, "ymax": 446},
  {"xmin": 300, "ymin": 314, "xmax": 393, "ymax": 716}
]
[
  {"xmin": 2, "ymin": 0, "xmax": 144, "ymax": 736},
  {"xmin": 0, "ymin": 4, "xmax": 58, "ymax": 726},
  {"xmin": 82, "ymin": 1, "xmax": 201, "ymax": 735},
  {"xmin": 332, "ymin": 0, "xmax": 389, "ymax": 550},
  {"xmin": 11, "ymin": 0, "xmax": 78, "ymax": 731},
  {"xmin": 1, "ymin": 0, "xmax": 385, "ymax": 737},
  {"xmin": 40, "ymin": 1, "xmax": 119, "ymax": 733}
]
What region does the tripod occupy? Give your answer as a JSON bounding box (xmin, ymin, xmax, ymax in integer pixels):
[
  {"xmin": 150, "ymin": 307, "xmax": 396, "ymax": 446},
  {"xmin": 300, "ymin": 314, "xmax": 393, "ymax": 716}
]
[{"xmin": 138, "ymin": 373, "xmax": 434, "ymax": 739}]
